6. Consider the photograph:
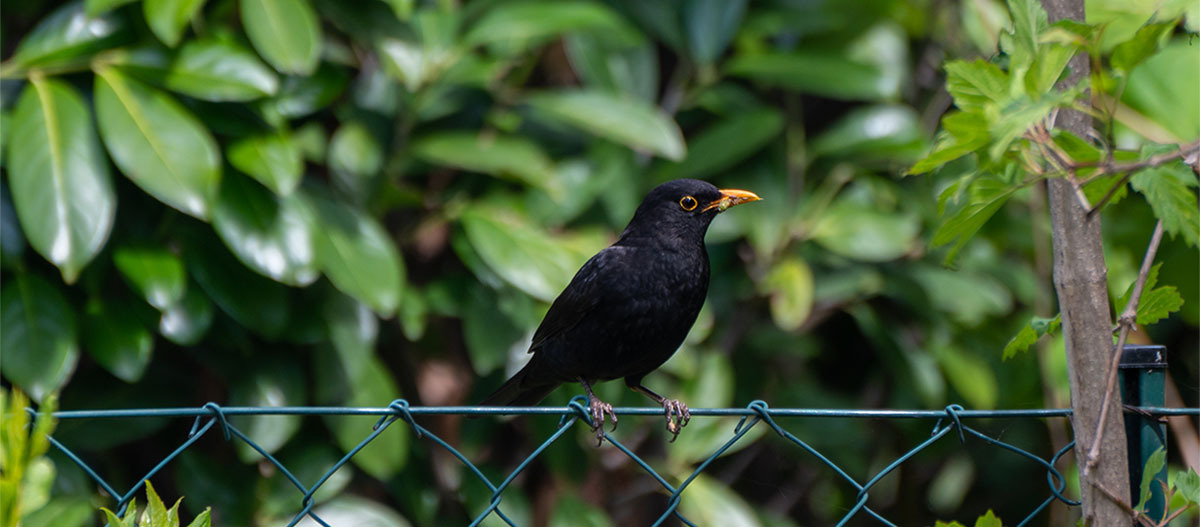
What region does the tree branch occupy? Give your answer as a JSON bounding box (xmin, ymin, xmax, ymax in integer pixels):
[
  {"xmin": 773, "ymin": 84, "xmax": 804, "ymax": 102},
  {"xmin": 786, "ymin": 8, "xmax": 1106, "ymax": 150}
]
[{"xmin": 1085, "ymin": 140, "xmax": 1200, "ymax": 215}]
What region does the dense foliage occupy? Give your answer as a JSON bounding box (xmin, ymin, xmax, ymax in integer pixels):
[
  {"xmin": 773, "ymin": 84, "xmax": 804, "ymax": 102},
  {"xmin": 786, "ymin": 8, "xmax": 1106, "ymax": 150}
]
[{"xmin": 0, "ymin": 0, "xmax": 1196, "ymax": 525}]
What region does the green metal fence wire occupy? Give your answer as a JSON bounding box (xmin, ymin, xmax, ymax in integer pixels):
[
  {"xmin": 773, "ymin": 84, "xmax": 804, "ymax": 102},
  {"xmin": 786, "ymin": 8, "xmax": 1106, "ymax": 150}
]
[{"xmin": 30, "ymin": 400, "xmax": 1199, "ymax": 527}]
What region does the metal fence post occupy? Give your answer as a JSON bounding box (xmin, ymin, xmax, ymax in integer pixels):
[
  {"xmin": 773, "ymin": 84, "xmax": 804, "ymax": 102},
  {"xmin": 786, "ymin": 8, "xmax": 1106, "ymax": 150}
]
[{"xmin": 1119, "ymin": 344, "xmax": 1168, "ymax": 524}]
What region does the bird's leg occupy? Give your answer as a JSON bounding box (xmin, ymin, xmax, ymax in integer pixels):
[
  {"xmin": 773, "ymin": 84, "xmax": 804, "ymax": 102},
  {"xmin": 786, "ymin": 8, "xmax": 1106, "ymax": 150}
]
[
  {"xmin": 628, "ymin": 383, "xmax": 691, "ymax": 442},
  {"xmin": 578, "ymin": 378, "xmax": 616, "ymax": 444}
]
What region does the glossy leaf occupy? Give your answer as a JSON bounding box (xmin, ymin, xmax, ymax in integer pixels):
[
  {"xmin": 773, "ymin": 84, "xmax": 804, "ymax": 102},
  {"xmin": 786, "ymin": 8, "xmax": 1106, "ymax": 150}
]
[
  {"xmin": 458, "ymin": 207, "xmax": 591, "ymax": 302},
  {"xmin": 684, "ymin": 0, "xmax": 746, "ymax": 65},
  {"xmin": 11, "ymin": 1, "xmax": 128, "ymax": 69},
  {"xmin": 324, "ymin": 357, "xmax": 409, "ymax": 481},
  {"xmin": 7, "ymin": 77, "xmax": 116, "ymax": 283},
  {"xmin": 83, "ymin": 299, "xmax": 154, "ymax": 382},
  {"xmin": 526, "ymin": 90, "xmax": 685, "ymax": 161},
  {"xmin": 241, "ymin": 0, "xmax": 321, "ymax": 75},
  {"xmin": 676, "ymin": 473, "xmax": 761, "ymax": 527},
  {"xmin": 87, "ymin": 0, "xmax": 136, "ymax": 15},
  {"xmin": 563, "ymin": 35, "xmax": 658, "ymax": 102},
  {"xmin": 914, "ymin": 266, "xmax": 1013, "ymax": 327},
  {"xmin": 411, "ymin": 132, "xmax": 556, "ymax": 191},
  {"xmin": 227, "ymin": 131, "xmax": 302, "ymax": 195},
  {"xmin": 465, "ymin": 0, "xmax": 641, "ymax": 48},
  {"xmin": 303, "ymin": 189, "xmax": 405, "ymax": 317},
  {"xmin": 726, "ymin": 52, "xmax": 888, "ymax": 101},
  {"xmin": 164, "ymin": 38, "xmax": 280, "ymax": 101},
  {"xmin": 265, "ymin": 64, "xmax": 350, "ymax": 118},
  {"xmin": 329, "ymin": 121, "xmax": 383, "ymax": 179},
  {"xmin": 809, "ymin": 104, "xmax": 927, "ymax": 161},
  {"xmin": 94, "ymin": 66, "xmax": 221, "ymax": 219},
  {"xmin": 230, "ymin": 364, "xmax": 304, "ymax": 462},
  {"xmin": 812, "ymin": 200, "xmax": 920, "ymax": 262},
  {"xmin": 144, "ymin": 0, "xmax": 207, "ymax": 47},
  {"xmin": 323, "ymin": 289, "xmax": 378, "ymax": 382},
  {"xmin": 0, "ymin": 183, "xmax": 25, "ymax": 265},
  {"xmin": 0, "ymin": 274, "xmax": 78, "ymax": 402},
  {"xmin": 213, "ymin": 172, "xmax": 318, "ymax": 286},
  {"xmin": 113, "ymin": 246, "xmax": 186, "ymax": 310},
  {"xmin": 654, "ymin": 107, "xmax": 783, "ymax": 180},
  {"xmin": 185, "ymin": 228, "xmax": 291, "ymax": 338},
  {"xmin": 158, "ymin": 284, "xmax": 214, "ymax": 345},
  {"xmin": 299, "ymin": 496, "xmax": 412, "ymax": 527}
]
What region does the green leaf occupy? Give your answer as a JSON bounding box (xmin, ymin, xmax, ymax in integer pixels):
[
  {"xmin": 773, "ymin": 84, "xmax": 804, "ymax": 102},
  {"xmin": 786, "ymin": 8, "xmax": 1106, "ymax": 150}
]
[
  {"xmin": 654, "ymin": 107, "xmax": 783, "ymax": 181},
  {"xmin": 302, "ymin": 189, "xmax": 405, "ymax": 317},
  {"xmin": 549, "ymin": 495, "xmax": 613, "ymax": 527},
  {"xmin": 21, "ymin": 497, "xmax": 93, "ymax": 527},
  {"xmin": 113, "ymin": 246, "xmax": 186, "ymax": 310},
  {"xmin": 144, "ymin": 0, "xmax": 207, "ymax": 47},
  {"xmin": 725, "ymin": 52, "xmax": 887, "ymax": 101},
  {"xmin": 934, "ymin": 344, "xmax": 998, "ymax": 409},
  {"xmin": 184, "ymin": 509, "xmax": 211, "ymax": 527},
  {"xmin": 241, "ymin": 0, "xmax": 321, "ymax": 75},
  {"xmin": 1111, "ymin": 22, "xmax": 1175, "ymax": 75},
  {"xmin": 458, "ymin": 206, "xmax": 592, "ymax": 302},
  {"xmin": 0, "ymin": 274, "xmax": 78, "ymax": 402},
  {"xmin": 944, "ymin": 59, "xmax": 1010, "ymax": 112},
  {"xmin": 411, "ymin": 132, "xmax": 557, "ymax": 192},
  {"xmin": 163, "ymin": 38, "xmax": 280, "ymax": 101},
  {"xmin": 304, "ymin": 496, "xmax": 412, "ymax": 527},
  {"xmin": 323, "ymin": 289, "xmax": 378, "ymax": 382},
  {"xmin": 932, "ymin": 178, "xmax": 1017, "ymax": 265},
  {"xmin": 974, "ymin": 510, "xmax": 1003, "ymax": 527},
  {"xmin": 184, "ymin": 228, "xmax": 291, "ymax": 339},
  {"xmin": 465, "ymin": 0, "xmax": 641, "ymax": 49},
  {"xmin": 1130, "ymin": 163, "xmax": 1199, "ymax": 247},
  {"xmin": 812, "ymin": 201, "xmax": 920, "ymax": 262},
  {"xmin": 908, "ymin": 111, "xmax": 990, "ymax": 175},
  {"xmin": 526, "ymin": 90, "xmax": 685, "ymax": 161},
  {"xmin": 1123, "ymin": 40, "xmax": 1199, "ymax": 142},
  {"xmin": 87, "ymin": 0, "xmax": 136, "ymax": 15},
  {"xmin": 229, "ymin": 363, "xmax": 304, "ymax": 462},
  {"xmin": 914, "ymin": 266, "xmax": 1013, "ymax": 327},
  {"xmin": 7, "ymin": 77, "xmax": 116, "ymax": 283},
  {"xmin": 94, "ymin": 66, "xmax": 221, "ymax": 220},
  {"xmin": 1174, "ymin": 469, "xmax": 1200, "ymax": 505},
  {"xmin": 101, "ymin": 508, "xmax": 130, "ymax": 527},
  {"xmin": 1025, "ymin": 42, "xmax": 1074, "ymax": 96},
  {"xmin": 83, "ymin": 298, "xmax": 154, "ymax": 382},
  {"xmin": 763, "ymin": 256, "xmax": 814, "ymax": 331},
  {"xmin": 328, "ymin": 121, "xmax": 384, "ymax": 179},
  {"xmin": 1003, "ymin": 314, "xmax": 1060, "ymax": 359},
  {"xmin": 265, "ymin": 63, "xmax": 349, "ymax": 118},
  {"xmin": 158, "ymin": 283, "xmax": 214, "ymax": 345},
  {"xmin": 11, "ymin": 1, "xmax": 129, "ymax": 70},
  {"xmin": 1003, "ymin": 0, "xmax": 1048, "ymax": 69},
  {"xmin": 1136, "ymin": 447, "xmax": 1166, "ymax": 510},
  {"xmin": 563, "ymin": 35, "xmax": 658, "ymax": 102},
  {"xmin": 0, "ymin": 183, "xmax": 25, "ymax": 267},
  {"xmin": 212, "ymin": 172, "xmax": 318, "ymax": 286},
  {"xmin": 676, "ymin": 473, "xmax": 761, "ymax": 527},
  {"xmin": 323, "ymin": 357, "xmax": 409, "ymax": 480},
  {"xmin": 145, "ymin": 480, "xmax": 173, "ymax": 527},
  {"xmin": 227, "ymin": 131, "xmax": 301, "ymax": 195},
  {"xmin": 809, "ymin": 104, "xmax": 927, "ymax": 161},
  {"xmin": 684, "ymin": 0, "xmax": 746, "ymax": 65}
]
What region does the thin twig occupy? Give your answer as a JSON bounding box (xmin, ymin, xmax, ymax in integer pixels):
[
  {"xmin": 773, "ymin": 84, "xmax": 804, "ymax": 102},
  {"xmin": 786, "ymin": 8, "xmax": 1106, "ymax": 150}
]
[
  {"xmin": 1086, "ymin": 140, "xmax": 1200, "ymax": 215},
  {"xmin": 1084, "ymin": 220, "xmax": 1165, "ymax": 474},
  {"xmin": 1091, "ymin": 479, "xmax": 1148, "ymax": 526}
]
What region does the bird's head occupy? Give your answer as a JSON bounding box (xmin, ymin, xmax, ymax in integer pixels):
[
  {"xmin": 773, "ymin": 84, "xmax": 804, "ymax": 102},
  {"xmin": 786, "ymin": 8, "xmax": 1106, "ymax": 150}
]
[{"xmin": 620, "ymin": 179, "xmax": 761, "ymax": 242}]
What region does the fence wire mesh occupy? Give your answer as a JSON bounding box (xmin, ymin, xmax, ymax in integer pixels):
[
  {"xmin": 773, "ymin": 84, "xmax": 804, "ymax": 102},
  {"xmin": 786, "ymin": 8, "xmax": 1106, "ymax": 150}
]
[{"xmin": 30, "ymin": 399, "xmax": 1199, "ymax": 527}]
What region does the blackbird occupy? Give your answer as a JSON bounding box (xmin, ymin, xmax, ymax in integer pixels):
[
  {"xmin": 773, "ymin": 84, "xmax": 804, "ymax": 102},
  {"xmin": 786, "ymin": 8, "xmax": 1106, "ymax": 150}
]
[{"xmin": 479, "ymin": 179, "xmax": 760, "ymax": 442}]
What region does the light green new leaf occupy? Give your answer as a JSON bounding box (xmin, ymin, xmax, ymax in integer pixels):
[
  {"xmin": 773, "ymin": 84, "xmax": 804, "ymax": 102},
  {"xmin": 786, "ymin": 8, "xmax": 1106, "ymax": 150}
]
[
  {"xmin": 185, "ymin": 509, "xmax": 212, "ymax": 527},
  {"xmin": 0, "ymin": 274, "xmax": 79, "ymax": 402},
  {"xmin": 144, "ymin": 0, "xmax": 207, "ymax": 47},
  {"xmin": 241, "ymin": 0, "xmax": 321, "ymax": 75},
  {"xmin": 1003, "ymin": 0, "xmax": 1048, "ymax": 68},
  {"xmin": 83, "ymin": 299, "xmax": 154, "ymax": 383},
  {"xmin": 1123, "ymin": 40, "xmax": 1199, "ymax": 142},
  {"xmin": 763, "ymin": 256, "xmax": 814, "ymax": 331},
  {"xmin": 908, "ymin": 111, "xmax": 990, "ymax": 175},
  {"xmin": 465, "ymin": 0, "xmax": 641, "ymax": 49},
  {"xmin": 227, "ymin": 131, "xmax": 302, "ymax": 195},
  {"xmin": 113, "ymin": 246, "xmax": 186, "ymax": 310},
  {"xmin": 944, "ymin": 59, "xmax": 1009, "ymax": 112},
  {"xmin": 7, "ymin": 77, "xmax": 115, "ymax": 284},
  {"xmin": 1136, "ymin": 447, "xmax": 1167, "ymax": 511},
  {"xmin": 87, "ymin": 0, "xmax": 136, "ymax": 15},
  {"xmin": 933, "ymin": 178, "xmax": 1018, "ymax": 265},
  {"xmin": 164, "ymin": 38, "xmax": 279, "ymax": 101},
  {"xmin": 1111, "ymin": 21, "xmax": 1176, "ymax": 75},
  {"xmin": 459, "ymin": 207, "xmax": 594, "ymax": 302},
  {"xmin": 1130, "ymin": 163, "xmax": 1199, "ymax": 247},
  {"xmin": 1175, "ymin": 469, "xmax": 1200, "ymax": 505},
  {"xmin": 655, "ymin": 107, "xmax": 783, "ymax": 180},
  {"xmin": 974, "ymin": 510, "xmax": 1003, "ymax": 527},
  {"xmin": 302, "ymin": 189, "xmax": 405, "ymax": 317},
  {"xmin": 526, "ymin": 90, "xmax": 685, "ymax": 161},
  {"xmin": 94, "ymin": 66, "xmax": 221, "ymax": 220},
  {"xmin": 1002, "ymin": 314, "xmax": 1060, "ymax": 359},
  {"xmin": 1137, "ymin": 286, "xmax": 1183, "ymax": 325},
  {"xmin": 411, "ymin": 132, "xmax": 556, "ymax": 191},
  {"xmin": 213, "ymin": 173, "xmax": 318, "ymax": 286},
  {"xmin": 726, "ymin": 52, "xmax": 887, "ymax": 101},
  {"xmin": 11, "ymin": 1, "xmax": 129, "ymax": 69}
]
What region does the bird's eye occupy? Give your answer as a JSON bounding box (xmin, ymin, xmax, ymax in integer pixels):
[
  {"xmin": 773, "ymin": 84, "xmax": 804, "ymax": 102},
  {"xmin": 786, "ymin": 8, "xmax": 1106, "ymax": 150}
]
[{"xmin": 679, "ymin": 196, "xmax": 698, "ymax": 211}]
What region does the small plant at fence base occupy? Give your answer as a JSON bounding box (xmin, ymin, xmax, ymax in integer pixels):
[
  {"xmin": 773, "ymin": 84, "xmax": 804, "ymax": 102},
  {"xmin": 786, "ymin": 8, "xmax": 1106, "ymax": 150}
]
[{"xmin": 100, "ymin": 481, "xmax": 211, "ymax": 527}]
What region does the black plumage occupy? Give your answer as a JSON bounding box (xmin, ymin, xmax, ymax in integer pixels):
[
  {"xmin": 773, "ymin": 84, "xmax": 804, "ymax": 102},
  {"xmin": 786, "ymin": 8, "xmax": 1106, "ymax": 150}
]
[{"xmin": 479, "ymin": 179, "xmax": 760, "ymax": 441}]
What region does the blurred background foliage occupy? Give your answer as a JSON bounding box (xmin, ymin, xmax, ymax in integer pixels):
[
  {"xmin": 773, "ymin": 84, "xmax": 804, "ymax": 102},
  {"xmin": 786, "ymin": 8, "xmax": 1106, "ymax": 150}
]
[{"xmin": 0, "ymin": 0, "xmax": 1196, "ymax": 525}]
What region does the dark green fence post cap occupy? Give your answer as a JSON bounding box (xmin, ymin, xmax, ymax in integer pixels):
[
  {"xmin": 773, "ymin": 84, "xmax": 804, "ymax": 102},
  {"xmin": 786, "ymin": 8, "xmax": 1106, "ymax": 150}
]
[{"xmin": 1119, "ymin": 345, "xmax": 1167, "ymax": 369}]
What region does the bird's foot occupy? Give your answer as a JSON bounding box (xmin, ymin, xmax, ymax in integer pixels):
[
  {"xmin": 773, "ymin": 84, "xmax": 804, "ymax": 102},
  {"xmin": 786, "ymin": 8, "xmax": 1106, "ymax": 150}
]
[
  {"xmin": 587, "ymin": 396, "xmax": 617, "ymax": 445},
  {"xmin": 661, "ymin": 399, "xmax": 691, "ymax": 442}
]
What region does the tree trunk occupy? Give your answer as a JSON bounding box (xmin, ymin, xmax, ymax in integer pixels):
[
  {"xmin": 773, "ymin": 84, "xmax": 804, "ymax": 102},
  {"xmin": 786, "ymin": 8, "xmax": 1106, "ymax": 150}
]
[{"xmin": 1042, "ymin": 0, "xmax": 1132, "ymax": 524}]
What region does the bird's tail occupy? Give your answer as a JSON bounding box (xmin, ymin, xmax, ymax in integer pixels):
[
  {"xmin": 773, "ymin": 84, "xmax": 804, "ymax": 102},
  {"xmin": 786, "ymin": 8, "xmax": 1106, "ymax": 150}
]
[{"xmin": 478, "ymin": 362, "xmax": 560, "ymax": 407}]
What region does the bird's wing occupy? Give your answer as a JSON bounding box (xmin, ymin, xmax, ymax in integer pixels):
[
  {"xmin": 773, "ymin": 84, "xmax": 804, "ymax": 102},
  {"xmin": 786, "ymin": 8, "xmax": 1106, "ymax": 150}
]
[{"xmin": 528, "ymin": 246, "xmax": 628, "ymax": 353}]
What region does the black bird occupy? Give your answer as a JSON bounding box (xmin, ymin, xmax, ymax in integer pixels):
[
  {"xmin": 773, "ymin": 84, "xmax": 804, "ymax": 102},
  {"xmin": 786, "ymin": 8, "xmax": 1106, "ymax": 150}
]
[{"xmin": 479, "ymin": 179, "xmax": 760, "ymax": 442}]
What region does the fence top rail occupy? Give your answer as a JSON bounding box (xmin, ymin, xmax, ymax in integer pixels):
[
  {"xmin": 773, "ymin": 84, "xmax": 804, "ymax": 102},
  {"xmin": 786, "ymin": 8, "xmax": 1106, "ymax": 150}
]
[{"xmin": 34, "ymin": 404, "xmax": 1198, "ymax": 420}]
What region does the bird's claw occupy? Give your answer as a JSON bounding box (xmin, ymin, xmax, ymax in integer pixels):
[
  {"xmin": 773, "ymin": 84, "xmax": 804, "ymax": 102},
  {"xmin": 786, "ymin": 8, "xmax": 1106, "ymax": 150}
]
[
  {"xmin": 662, "ymin": 399, "xmax": 691, "ymax": 442},
  {"xmin": 587, "ymin": 397, "xmax": 617, "ymax": 446}
]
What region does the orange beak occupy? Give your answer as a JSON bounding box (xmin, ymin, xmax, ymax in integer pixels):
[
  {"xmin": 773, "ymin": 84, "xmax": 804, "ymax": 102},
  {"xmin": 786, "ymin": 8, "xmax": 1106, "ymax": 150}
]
[{"xmin": 702, "ymin": 188, "xmax": 761, "ymax": 212}]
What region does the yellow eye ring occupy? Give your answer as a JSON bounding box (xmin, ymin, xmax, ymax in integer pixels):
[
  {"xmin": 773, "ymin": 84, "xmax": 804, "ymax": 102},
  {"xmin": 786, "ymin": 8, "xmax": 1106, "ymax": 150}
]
[{"xmin": 679, "ymin": 195, "xmax": 698, "ymax": 211}]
